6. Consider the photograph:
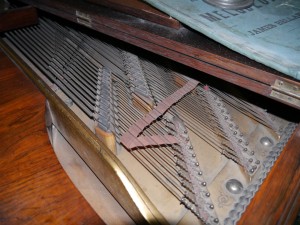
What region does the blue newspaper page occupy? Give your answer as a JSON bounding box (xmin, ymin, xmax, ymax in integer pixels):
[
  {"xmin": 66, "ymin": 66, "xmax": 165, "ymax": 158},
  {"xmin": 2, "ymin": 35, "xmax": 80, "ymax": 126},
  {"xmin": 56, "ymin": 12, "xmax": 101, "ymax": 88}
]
[{"xmin": 144, "ymin": 0, "xmax": 300, "ymax": 80}]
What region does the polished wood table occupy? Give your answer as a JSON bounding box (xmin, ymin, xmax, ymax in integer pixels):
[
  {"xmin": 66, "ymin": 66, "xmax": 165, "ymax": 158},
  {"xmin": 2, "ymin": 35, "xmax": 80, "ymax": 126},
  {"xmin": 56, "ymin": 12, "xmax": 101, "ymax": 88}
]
[{"xmin": 0, "ymin": 50, "xmax": 105, "ymax": 225}]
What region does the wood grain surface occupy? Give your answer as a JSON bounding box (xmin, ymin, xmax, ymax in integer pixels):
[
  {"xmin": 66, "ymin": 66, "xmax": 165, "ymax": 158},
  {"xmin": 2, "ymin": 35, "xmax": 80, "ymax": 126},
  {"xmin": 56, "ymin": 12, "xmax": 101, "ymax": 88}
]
[
  {"xmin": 0, "ymin": 6, "xmax": 38, "ymax": 32},
  {"xmin": 0, "ymin": 50, "xmax": 105, "ymax": 225},
  {"xmin": 86, "ymin": 0, "xmax": 181, "ymax": 29}
]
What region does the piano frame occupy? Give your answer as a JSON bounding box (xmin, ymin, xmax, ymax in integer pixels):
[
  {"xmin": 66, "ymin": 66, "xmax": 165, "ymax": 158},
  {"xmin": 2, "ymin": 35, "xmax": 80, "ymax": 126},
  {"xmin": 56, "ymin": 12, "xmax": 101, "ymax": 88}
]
[{"xmin": 1, "ymin": 0, "xmax": 300, "ymax": 224}]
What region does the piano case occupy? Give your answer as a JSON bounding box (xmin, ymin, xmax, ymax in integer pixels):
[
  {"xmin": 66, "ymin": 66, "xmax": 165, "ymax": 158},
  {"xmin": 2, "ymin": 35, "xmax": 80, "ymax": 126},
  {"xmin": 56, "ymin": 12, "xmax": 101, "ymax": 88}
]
[{"xmin": 1, "ymin": 1, "xmax": 300, "ymax": 225}]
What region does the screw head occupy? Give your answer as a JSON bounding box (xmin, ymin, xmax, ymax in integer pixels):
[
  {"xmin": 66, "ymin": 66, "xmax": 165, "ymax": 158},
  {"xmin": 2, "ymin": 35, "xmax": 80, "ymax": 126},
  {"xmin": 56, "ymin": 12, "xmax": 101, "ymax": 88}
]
[
  {"xmin": 260, "ymin": 137, "xmax": 274, "ymax": 147},
  {"xmin": 226, "ymin": 179, "xmax": 243, "ymax": 194}
]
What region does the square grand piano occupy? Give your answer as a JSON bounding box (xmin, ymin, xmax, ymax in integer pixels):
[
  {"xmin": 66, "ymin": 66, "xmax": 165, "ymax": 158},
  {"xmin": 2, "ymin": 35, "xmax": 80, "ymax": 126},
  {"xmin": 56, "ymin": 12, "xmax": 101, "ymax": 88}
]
[{"xmin": 1, "ymin": 1, "xmax": 299, "ymax": 224}]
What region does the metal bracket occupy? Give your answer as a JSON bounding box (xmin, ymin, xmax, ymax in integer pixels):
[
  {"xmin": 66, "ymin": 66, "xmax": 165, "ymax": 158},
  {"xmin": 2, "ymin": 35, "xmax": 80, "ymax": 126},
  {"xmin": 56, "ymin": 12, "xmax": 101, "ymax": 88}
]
[
  {"xmin": 271, "ymin": 79, "xmax": 300, "ymax": 108},
  {"xmin": 76, "ymin": 10, "xmax": 92, "ymax": 27}
]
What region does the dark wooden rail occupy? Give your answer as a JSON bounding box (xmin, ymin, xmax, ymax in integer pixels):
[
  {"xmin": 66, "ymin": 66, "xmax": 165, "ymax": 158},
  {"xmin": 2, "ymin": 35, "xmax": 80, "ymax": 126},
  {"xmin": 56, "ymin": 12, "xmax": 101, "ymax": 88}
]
[
  {"xmin": 0, "ymin": 6, "xmax": 38, "ymax": 32},
  {"xmin": 86, "ymin": 0, "xmax": 181, "ymax": 29}
]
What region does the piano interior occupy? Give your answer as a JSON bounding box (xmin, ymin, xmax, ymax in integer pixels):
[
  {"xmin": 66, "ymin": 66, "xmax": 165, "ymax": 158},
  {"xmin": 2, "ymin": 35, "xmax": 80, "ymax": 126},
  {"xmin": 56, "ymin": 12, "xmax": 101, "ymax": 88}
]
[{"xmin": 1, "ymin": 1, "xmax": 300, "ymax": 225}]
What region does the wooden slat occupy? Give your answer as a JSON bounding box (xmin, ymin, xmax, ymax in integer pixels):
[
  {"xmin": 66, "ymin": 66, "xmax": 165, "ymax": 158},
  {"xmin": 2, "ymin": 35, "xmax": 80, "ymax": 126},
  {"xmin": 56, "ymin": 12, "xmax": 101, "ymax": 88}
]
[
  {"xmin": 86, "ymin": 0, "xmax": 181, "ymax": 29},
  {"xmin": 0, "ymin": 50, "xmax": 105, "ymax": 225},
  {"xmin": 0, "ymin": 6, "xmax": 38, "ymax": 32}
]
